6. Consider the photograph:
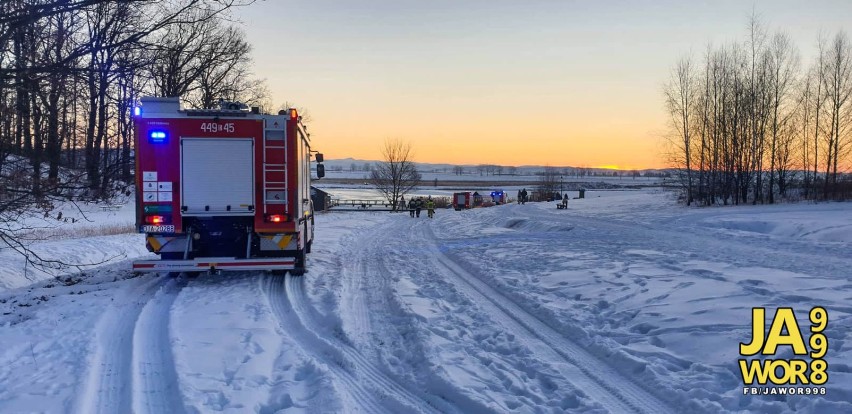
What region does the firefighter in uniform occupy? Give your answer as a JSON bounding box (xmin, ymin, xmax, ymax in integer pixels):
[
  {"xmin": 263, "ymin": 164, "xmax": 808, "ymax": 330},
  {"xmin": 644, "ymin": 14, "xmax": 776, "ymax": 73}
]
[
  {"xmin": 415, "ymin": 197, "xmax": 423, "ymax": 217},
  {"xmin": 426, "ymin": 196, "xmax": 435, "ymax": 219}
]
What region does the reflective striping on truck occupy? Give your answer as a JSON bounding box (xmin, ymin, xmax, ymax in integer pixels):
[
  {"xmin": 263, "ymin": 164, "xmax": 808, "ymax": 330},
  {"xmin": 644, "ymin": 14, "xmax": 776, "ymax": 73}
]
[{"xmin": 132, "ymin": 258, "xmax": 297, "ymax": 272}]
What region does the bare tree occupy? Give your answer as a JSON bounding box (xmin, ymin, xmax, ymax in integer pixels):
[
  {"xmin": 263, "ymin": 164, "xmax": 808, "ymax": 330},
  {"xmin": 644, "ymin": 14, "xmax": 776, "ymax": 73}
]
[
  {"xmin": 821, "ymin": 31, "xmax": 852, "ymax": 198},
  {"xmin": 370, "ymin": 139, "xmax": 421, "ymax": 211},
  {"xmin": 535, "ymin": 167, "xmax": 560, "ymax": 201},
  {"xmin": 148, "ymin": 8, "xmax": 217, "ymax": 98},
  {"xmin": 150, "ymin": 16, "xmax": 258, "ymax": 110},
  {"xmin": 745, "ymin": 14, "xmax": 771, "ymax": 204},
  {"xmin": 765, "ymin": 31, "xmax": 798, "ymax": 202},
  {"xmin": 797, "ymin": 65, "xmax": 817, "ymax": 197},
  {"xmin": 665, "ymin": 55, "xmax": 697, "ymax": 205}
]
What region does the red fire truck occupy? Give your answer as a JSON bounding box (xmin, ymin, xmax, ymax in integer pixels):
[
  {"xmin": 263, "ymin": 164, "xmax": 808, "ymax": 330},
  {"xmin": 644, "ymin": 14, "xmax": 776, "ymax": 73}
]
[
  {"xmin": 131, "ymin": 97, "xmax": 324, "ymax": 276},
  {"xmin": 452, "ymin": 192, "xmax": 472, "ymax": 210}
]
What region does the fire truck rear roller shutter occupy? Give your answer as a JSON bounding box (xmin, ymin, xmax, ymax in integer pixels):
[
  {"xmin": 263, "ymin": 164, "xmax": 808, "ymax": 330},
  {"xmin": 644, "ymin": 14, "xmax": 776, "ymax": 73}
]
[{"xmin": 181, "ymin": 138, "xmax": 255, "ymax": 215}]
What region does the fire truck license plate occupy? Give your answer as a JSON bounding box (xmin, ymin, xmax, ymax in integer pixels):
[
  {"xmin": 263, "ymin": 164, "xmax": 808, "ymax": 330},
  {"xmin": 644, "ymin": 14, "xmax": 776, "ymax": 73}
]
[{"xmin": 142, "ymin": 225, "xmax": 175, "ymax": 233}]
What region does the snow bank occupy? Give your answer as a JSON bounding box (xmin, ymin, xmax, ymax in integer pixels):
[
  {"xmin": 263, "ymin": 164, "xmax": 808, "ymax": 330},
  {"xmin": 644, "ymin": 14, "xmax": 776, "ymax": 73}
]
[
  {"xmin": 698, "ymin": 208, "xmax": 852, "ymax": 243},
  {"xmin": 0, "ymin": 200, "xmax": 146, "ymax": 292}
]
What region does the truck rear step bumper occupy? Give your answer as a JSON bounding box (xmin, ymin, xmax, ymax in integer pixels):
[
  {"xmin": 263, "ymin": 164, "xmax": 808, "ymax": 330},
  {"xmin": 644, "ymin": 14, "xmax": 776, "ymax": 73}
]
[{"xmin": 132, "ymin": 257, "xmax": 296, "ymax": 273}]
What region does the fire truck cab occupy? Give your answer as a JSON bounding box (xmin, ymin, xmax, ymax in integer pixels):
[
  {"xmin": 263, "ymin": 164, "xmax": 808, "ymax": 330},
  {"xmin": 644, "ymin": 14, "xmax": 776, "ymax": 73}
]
[
  {"xmin": 490, "ymin": 190, "xmax": 507, "ymax": 205},
  {"xmin": 131, "ymin": 97, "xmax": 323, "ymax": 275}
]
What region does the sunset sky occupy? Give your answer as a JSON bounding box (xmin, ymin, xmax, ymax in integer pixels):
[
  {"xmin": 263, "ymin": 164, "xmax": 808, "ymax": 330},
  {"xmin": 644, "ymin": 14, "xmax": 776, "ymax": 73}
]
[{"xmin": 235, "ymin": 1, "xmax": 851, "ymax": 169}]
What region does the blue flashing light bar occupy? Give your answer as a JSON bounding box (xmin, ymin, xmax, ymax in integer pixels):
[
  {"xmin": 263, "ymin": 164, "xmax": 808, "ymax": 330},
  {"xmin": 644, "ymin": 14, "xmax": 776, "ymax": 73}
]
[
  {"xmin": 149, "ymin": 130, "xmax": 168, "ymax": 144},
  {"xmin": 134, "ymin": 107, "xmax": 142, "ymax": 116}
]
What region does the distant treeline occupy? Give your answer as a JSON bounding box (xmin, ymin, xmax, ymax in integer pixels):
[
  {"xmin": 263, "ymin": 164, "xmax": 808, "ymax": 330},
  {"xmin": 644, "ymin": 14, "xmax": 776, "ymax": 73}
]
[
  {"xmin": 664, "ymin": 16, "xmax": 852, "ymax": 205},
  {"xmin": 0, "ymin": 0, "xmax": 265, "ymax": 201},
  {"xmin": 333, "ymin": 162, "xmax": 672, "ymax": 178}
]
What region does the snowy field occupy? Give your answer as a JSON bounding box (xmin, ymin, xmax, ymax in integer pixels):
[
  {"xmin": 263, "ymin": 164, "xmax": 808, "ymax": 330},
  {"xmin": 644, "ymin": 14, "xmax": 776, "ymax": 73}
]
[{"xmin": 1, "ymin": 189, "xmax": 851, "ymax": 413}]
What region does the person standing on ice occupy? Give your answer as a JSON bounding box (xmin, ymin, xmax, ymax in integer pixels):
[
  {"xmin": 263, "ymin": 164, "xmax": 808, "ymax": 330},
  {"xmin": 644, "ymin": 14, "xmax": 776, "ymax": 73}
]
[
  {"xmin": 415, "ymin": 197, "xmax": 423, "ymax": 218},
  {"xmin": 408, "ymin": 198, "xmax": 416, "ymax": 217},
  {"xmin": 517, "ymin": 189, "xmax": 522, "ymax": 204},
  {"xmin": 426, "ymin": 196, "xmax": 435, "ymax": 219},
  {"xmin": 521, "ymin": 188, "xmax": 528, "ymax": 204},
  {"xmin": 562, "ymin": 193, "xmax": 568, "ymax": 208}
]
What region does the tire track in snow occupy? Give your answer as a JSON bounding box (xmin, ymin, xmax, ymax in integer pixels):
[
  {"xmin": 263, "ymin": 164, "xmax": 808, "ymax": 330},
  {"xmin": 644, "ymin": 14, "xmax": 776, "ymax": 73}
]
[
  {"xmin": 340, "ymin": 231, "xmax": 373, "ymax": 357},
  {"xmin": 132, "ymin": 278, "xmax": 187, "ymax": 414},
  {"xmin": 261, "ymin": 273, "xmax": 441, "ymax": 414},
  {"xmin": 284, "ymin": 273, "xmax": 428, "ymax": 413},
  {"xmin": 342, "ymin": 218, "xmax": 518, "ymax": 414},
  {"xmin": 421, "ymin": 224, "xmax": 676, "ymax": 414},
  {"xmin": 286, "ymin": 274, "xmax": 449, "ymax": 413},
  {"xmin": 75, "ymin": 275, "xmax": 184, "ymax": 414},
  {"xmin": 261, "ymin": 274, "xmax": 389, "ymax": 413}
]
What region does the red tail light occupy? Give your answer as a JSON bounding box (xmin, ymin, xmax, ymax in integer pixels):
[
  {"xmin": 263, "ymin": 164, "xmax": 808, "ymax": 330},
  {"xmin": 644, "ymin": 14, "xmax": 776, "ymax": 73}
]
[
  {"xmin": 145, "ymin": 215, "xmax": 165, "ymax": 224},
  {"xmin": 266, "ymin": 214, "xmax": 286, "ymax": 223}
]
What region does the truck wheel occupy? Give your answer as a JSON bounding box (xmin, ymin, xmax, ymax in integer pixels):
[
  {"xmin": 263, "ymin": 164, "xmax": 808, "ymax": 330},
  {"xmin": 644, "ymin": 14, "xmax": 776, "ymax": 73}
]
[{"xmin": 290, "ymin": 249, "xmax": 306, "ymax": 276}]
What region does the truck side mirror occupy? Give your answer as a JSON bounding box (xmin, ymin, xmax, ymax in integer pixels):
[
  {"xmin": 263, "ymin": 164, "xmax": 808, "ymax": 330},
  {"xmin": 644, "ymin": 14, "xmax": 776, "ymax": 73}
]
[
  {"xmin": 316, "ymin": 164, "xmax": 325, "ymax": 179},
  {"xmin": 315, "ymin": 153, "xmax": 324, "ymax": 163}
]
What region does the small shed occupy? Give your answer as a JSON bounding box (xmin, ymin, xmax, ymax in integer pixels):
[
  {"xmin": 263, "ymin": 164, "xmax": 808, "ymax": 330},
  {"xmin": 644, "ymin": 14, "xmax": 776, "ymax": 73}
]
[{"xmin": 311, "ymin": 186, "xmax": 332, "ymax": 211}]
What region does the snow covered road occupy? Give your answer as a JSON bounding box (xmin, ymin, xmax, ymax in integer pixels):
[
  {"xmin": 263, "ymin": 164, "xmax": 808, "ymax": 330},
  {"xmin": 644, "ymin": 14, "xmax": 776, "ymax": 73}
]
[
  {"xmin": 1, "ymin": 190, "xmax": 850, "ymax": 413},
  {"xmin": 75, "ymin": 276, "xmax": 177, "ymax": 414}
]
